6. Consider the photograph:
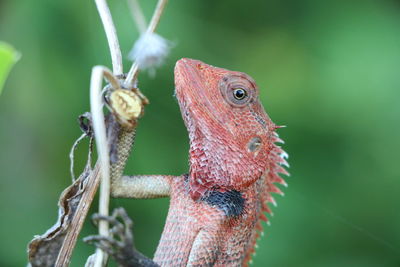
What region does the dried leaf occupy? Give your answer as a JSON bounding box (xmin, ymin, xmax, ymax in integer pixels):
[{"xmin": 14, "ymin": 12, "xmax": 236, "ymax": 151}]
[{"xmin": 28, "ymin": 166, "xmax": 93, "ymax": 267}]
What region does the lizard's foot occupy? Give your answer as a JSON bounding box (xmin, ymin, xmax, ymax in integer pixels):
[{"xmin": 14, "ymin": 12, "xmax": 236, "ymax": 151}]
[{"xmin": 84, "ymin": 207, "xmax": 158, "ymax": 267}]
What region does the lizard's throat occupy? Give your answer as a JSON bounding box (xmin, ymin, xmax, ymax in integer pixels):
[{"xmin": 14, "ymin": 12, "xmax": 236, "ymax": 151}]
[
  {"xmin": 187, "ymin": 127, "xmax": 230, "ymax": 199},
  {"xmin": 187, "ymin": 129, "xmax": 275, "ymax": 202}
]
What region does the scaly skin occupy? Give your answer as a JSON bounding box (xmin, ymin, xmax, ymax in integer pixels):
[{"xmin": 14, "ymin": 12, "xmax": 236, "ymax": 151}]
[
  {"xmin": 153, "ymin": 59, "xmax": 288, "ymax": 266},
  {"xmin": 95, "ymin": 58, "xmax": 289, "ymax": 266}
]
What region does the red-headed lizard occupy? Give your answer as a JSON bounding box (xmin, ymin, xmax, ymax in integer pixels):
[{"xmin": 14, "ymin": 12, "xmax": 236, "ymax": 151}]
[{"xmin": 86, "ymin": 58, "xmax": 289, "ymax": 267}]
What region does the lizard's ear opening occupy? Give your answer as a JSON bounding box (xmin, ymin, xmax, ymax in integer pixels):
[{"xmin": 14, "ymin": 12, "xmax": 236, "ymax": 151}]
[
  {"xmin": 219, "ymin": 74, "xmax": 257, "ymax": 107},
  {"xmin": 247, "ymin": 136, "xmax": 262, "ymax": 153}
]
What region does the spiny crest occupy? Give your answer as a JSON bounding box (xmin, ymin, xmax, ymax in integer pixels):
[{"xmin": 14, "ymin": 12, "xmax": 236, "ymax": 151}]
[{"xmin": 243, "ymin": 130, "xmax": 289, "ymax": 265}]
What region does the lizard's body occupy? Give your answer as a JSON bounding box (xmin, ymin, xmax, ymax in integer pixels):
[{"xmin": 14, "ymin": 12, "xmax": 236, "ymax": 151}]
[
  {"xmin": 154, "ymin": 174, "xmax": 264, "ymax": 266},
  {"xmin": 107, "ymin": 58, "xmax": 288, "ymax": 266}
]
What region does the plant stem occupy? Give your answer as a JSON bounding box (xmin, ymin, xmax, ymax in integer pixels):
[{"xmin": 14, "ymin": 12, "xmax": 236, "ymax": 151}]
[
  {"xmin": 95, "ymin": 0, "xmax": 123, "ymax": 75},
  {"xmin": 90, "ymin": 66, "xmax": 114, "ymax": 267}
]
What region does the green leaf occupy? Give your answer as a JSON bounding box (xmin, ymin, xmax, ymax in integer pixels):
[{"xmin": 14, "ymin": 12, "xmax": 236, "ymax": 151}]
[{"xmin": 0, "ymin": 42, "xmax": 20, "ymax": 95}]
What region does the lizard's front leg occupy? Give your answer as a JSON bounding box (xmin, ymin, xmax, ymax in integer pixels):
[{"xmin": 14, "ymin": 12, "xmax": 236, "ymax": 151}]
[
  {"xmin": 111, "ymin": 175, "xmax": 178, "ymax": 199},
  {"xmin": 85, "ymin": 175, "xmax": 179, "ymax": 266}
]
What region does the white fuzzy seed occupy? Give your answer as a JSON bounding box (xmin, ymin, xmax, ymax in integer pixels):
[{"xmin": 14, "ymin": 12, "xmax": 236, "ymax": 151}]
[{"xmin": 129, "ymin": 32, "xmax": 172, "ymax": 73}]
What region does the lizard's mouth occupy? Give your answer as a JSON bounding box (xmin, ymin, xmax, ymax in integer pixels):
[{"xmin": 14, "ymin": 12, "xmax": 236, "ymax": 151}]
[
  {"xmin": 174, "ymin": 58, "xmax": 204, "ymax": 99},
  {"xmin": 174, "ymin": 59, "xmax": 195, "ymax": 130},
  {"xmin": 174, "ymin": 58, "xmax": 216, "ymax": 129}
]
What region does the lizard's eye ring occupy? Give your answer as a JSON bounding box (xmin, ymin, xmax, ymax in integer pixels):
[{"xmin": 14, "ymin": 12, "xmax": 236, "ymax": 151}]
[
  {"xmin": 233, "ymin": 88, "xmax": 247, "ymax": 100},
  {"xmin": 219, "ymin": 74, "xmax": 257, "ymax": 107}
]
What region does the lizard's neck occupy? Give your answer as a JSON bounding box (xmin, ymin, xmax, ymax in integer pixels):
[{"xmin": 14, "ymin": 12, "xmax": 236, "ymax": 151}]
[
  {"xmin": 187, "ymin": 126, "xmax": 288, "ymax": 202},
  {"xmin": 188, "ymin": 134, "xmax": 229, "ymax": 199}
]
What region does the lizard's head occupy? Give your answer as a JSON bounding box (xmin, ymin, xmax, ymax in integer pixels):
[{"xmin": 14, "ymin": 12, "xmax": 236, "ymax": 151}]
[{"xmin": 175, "ymin": 58, "xmax": 282, "ymax": 200}]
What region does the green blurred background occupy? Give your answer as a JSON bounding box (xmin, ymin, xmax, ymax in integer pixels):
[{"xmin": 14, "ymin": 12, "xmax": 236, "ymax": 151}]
[{"xmin": 1, "ymin": 0, "xmax": 399, "ymax": 266}]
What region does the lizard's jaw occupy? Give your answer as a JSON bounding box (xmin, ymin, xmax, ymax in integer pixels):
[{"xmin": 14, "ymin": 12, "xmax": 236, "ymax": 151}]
[
  {"xmin": 174, "ymin": 58, "xmax": 231, "ymax": 125},
  {"xmin": 175, "ymin": 59, "xmax": 235, "ymax": 198},
  {"xmin": 174, "ymin": 58, "xmax": 221, "ymax": 137}
]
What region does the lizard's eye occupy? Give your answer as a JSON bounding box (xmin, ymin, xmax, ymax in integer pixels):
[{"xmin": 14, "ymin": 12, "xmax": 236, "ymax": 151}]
[
  {"xmin": 233, "ymin": 88, "xmax": 247, "ymax": 100},
  {"xmin": 219, "ymin": 74, "xmax": 257, "ymax": 107}
]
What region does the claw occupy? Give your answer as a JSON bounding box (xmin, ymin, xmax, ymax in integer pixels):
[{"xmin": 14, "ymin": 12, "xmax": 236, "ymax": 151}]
[
  {"xmin": 84, "ymin": 235, "xmax": 124, "ymax": 249},
  {"xmin": 85, "ymin": 208, "xmax": 136, "ymax": 262},
  {"xmin": 83, "ymin": 236, "xmax": 115, "ymax": 256},
  {"xmin": 113, "ymin": 207, "xmax": 133, "ymax": 228},
  {"xmin": 84, "ymin": 207, "xmax": 158, "ymax": 266},
  {"xmin": 92, "ymin": 213, "xmax": 124, "ymax": 228}
]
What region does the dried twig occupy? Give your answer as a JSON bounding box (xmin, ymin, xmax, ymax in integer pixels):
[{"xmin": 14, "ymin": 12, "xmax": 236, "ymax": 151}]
[
  {"xmin": 92, "ymin": 1, "xmax": 125, "ymax": 265},
  {"xmin": 90, "ymin": 66, "xmax": 116, "ymax": 266},
  {"xmin": 69, "ymin": 133, "xmax": 87, "ymax": 182},
  {"xmin": 146, "ymin": 0, "xmax": 168, "ymax": 34},
  {"xmin": 95, "ymin": 0, "xmax": 123, "ymax": 75},
  {"xmin": 54, "ymin": 164, "xmax": 101, "ymax": 267},
  {"xmin": 34, "ymin": 1, "xmax": 170, "ymax": 266},
  {"xmin": 54, "ymin": 66, "xmax": 115, "ymax": 267}
]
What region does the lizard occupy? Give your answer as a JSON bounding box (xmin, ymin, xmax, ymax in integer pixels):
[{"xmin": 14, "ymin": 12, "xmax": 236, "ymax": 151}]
[{"xmin": 85, "ymin": 58, "xmax": 289, "ymax": 266}]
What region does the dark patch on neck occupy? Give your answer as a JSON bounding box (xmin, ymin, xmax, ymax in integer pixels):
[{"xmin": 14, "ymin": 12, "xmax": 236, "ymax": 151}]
[{"xmin": 202, "ymin": 190, "xmax": 245, "ymax": 217}]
